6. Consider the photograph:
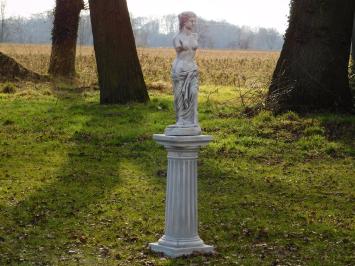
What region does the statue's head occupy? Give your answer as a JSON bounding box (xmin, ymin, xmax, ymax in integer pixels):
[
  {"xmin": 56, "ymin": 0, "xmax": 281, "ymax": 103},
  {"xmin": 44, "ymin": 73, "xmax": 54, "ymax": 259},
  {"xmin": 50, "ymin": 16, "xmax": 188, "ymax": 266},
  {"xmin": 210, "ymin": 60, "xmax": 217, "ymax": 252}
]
[{"xmin": 178, "ymin": 11, "xmax": 197, "ymax": 31}]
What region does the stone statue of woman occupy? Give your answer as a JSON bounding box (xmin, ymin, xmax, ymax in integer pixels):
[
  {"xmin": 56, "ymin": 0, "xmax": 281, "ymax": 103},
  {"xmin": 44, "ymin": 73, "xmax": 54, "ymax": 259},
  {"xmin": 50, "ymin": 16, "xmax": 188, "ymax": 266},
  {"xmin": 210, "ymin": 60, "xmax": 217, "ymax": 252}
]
[{"xmin": 165, "ymin": 11, "xmax": 201, "ymax": 136}]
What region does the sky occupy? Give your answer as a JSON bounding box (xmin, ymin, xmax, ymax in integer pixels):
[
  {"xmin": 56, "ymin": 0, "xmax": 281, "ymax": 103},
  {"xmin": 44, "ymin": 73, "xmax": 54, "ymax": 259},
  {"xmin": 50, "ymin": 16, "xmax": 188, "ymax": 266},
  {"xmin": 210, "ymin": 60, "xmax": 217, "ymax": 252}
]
[{"xmin": 5, "ymin": 0, "xmax": 291, "ymax": 34}]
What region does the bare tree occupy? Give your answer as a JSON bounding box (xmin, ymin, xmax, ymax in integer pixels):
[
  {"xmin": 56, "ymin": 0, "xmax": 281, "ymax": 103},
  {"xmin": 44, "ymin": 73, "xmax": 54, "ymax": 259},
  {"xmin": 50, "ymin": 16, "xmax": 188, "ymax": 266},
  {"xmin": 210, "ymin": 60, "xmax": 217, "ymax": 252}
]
[
  {"xmin": 254, "ymin": 28, "xmax": 282, "ymax": 50},
  {"xmin": 239, "ymin": 26, "xmax": 254, "ymax": 50},
  {"xmin": 196, "ymin": 18, "xmax": 213, "ymax": 48},
  {"xmin": 0, "ymin": 0, "xmax": 6, "ymax": 42},
  {"xmin": 352, "ymin": 13, "xmax": 355, "ymax": 62},
  {"xmin": 160, "ymin": 15, "xmax": 178, "ymax": 34}
]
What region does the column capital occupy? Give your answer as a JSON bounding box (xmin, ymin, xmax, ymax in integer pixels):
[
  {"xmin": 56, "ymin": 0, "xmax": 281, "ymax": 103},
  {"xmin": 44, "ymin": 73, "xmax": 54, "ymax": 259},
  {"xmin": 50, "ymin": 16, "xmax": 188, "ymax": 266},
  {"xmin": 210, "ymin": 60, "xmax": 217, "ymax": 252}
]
[{"xmin": 153, "ymin": 134, "xmax": 212, "ymax": 150}]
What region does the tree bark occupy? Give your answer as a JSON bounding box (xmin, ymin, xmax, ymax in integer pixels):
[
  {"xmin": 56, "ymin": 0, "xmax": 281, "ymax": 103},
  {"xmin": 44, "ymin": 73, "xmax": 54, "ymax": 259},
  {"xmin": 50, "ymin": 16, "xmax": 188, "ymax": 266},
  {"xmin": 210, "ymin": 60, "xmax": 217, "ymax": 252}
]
[
  {"xmin": 352, "ymin": 14, "xmax": 355, "ymax": 62},
  {"xmin": 267, "ymin": 0, "xmax": 354, "ymax": 113},
  {"xmin": 89, "ymin": 0, "xmax": 149, "ymax": 104},
  {"xmin": 351, "ymin": 14, "xmax": 355, "ymax": 91},
  {"xmin": 48, "ymin": 0, "xmax": 84, "ymax": 78}
]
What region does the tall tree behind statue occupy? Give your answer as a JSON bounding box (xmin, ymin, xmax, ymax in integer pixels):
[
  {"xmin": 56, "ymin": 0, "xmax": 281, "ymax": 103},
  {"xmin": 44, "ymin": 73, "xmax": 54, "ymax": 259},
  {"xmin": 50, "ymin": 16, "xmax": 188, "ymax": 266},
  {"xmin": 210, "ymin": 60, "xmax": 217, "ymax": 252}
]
[
  {"xmin": 48, "ymin": 0, "xmax": 84, "ymax": 79},
  {"xmin": 351, "ymin": 14, "xmax": 355, "ymax": 77},
  {"xmin": 89, "ymin": 0, "xmax": 149, "ymax": 104},
  {"xmin": 267, "ymin": 0, "xmax": 354, "ymax": 113}
]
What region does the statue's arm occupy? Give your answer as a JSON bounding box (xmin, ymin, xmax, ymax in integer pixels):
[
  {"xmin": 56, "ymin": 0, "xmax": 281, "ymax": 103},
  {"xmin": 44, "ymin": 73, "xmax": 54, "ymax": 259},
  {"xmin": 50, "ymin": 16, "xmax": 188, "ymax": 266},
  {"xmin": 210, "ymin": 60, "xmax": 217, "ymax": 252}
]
[{"xmin": 173, "ymin": 35, "xmax": 183, "ymax": 53}]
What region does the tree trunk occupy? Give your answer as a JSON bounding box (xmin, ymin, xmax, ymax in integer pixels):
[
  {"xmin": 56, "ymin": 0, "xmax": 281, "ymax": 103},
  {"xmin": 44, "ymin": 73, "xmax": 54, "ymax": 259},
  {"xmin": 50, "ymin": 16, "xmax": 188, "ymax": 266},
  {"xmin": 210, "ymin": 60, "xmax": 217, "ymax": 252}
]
[
  {"xmin": 352, "ymin": 14, "xmax": 355, "ymax": 62},
  {"xmin": 0, "ymin": 51, "xmax": 43, "ymax": 81},
  {"xmin": 89, "ymin": 0, "xmax": 149, "ymax": 104},
  {"xmin": 267, "ymin": 0, "xmax": 354, "ymax": 113},
  {"xmin": 0, "ymin": 1, "xmax": 4, "ymax": 43},
  {"xmin": 48, "ymin": 0, "xmax": 84, "ymax": 78},
  {"xmin": 351, "ymin": 13, "xmax": 355, "ymax": 91}
]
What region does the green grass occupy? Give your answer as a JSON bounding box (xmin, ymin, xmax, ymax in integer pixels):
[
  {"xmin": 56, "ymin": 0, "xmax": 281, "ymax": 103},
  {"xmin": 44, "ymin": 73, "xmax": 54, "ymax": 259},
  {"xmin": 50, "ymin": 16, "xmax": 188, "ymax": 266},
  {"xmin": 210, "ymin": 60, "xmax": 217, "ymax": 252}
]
[{"xmin": 0, "ymin": 84, "xmax": 354, "ymax": 265}]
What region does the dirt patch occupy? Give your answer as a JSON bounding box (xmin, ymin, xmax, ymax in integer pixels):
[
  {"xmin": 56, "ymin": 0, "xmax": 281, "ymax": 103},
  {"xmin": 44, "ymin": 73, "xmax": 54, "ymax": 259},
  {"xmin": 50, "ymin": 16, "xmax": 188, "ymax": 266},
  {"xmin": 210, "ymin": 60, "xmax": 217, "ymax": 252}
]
[{"xmin": 0, "ymin": 51, "xmax": 46, "ymax": 81}]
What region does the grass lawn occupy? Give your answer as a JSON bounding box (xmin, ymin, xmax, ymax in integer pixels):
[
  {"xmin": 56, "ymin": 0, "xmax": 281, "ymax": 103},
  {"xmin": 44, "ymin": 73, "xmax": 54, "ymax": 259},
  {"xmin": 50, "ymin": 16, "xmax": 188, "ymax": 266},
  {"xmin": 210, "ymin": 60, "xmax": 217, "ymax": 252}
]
[{"xmin": 0, "ymin": 83, "xmax": 354, "ymax": 265}]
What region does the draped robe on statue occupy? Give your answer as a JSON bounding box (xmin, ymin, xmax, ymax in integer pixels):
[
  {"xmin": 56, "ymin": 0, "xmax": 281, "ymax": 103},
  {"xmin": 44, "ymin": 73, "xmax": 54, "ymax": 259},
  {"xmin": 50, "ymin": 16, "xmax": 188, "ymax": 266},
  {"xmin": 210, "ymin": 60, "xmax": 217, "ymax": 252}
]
[{"xmin": 171, "ymin": 32, "xmax": 199, "ymax": 126}]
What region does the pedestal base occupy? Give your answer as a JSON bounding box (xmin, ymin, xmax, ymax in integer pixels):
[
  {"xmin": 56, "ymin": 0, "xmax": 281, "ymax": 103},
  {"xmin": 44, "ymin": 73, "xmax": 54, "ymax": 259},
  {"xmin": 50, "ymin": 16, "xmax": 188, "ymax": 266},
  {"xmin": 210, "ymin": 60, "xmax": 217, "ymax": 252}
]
[
  {"xmin": 150, "ymin": 134, "xmax": 214, "ymax": 258},
  {"xmin": 149, "ymin": 242, "xmax": 214, "ymax": 258}
]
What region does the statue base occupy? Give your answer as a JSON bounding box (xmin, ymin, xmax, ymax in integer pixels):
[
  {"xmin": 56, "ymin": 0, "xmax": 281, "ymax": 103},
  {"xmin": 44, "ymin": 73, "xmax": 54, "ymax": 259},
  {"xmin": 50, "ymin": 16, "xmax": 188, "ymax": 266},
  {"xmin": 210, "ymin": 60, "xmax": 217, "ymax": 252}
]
[
  {"xmin": 165, "ymin": 124, "xmax": 201, "ymax": 136},
  {"xmin": 149, "ymin": 241, "xmax": 214, "ymax": 258},
  {"xmin": 149, "ymin": 134, "xmax": 214, "ymax": 258}
]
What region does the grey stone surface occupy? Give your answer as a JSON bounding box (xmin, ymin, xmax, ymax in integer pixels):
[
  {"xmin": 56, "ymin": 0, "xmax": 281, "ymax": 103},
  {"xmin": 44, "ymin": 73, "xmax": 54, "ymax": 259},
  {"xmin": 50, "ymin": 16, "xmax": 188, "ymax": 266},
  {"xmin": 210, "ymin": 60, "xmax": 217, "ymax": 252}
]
[
  {"xmin": 167, "ymin": 11, "xmax": 200, "ymax": 136},
  {"xmin": 165, "ymin": 124, "xmax": 201, "ymax": 136},
  {"xmin": 150, "ymin": 134, "xmax": 214, "ymax": 258},
  {"xmin": 149, "ymin": 242, "xmax": 214, "ymax": 258}
]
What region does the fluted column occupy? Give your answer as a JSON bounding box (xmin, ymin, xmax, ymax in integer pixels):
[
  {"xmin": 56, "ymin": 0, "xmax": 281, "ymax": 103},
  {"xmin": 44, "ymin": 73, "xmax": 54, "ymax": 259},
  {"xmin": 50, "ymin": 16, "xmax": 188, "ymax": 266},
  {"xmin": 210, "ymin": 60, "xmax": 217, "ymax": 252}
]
[{"xmin": 149, "ymin": 135, "xmax": 214, "ymax": 258}]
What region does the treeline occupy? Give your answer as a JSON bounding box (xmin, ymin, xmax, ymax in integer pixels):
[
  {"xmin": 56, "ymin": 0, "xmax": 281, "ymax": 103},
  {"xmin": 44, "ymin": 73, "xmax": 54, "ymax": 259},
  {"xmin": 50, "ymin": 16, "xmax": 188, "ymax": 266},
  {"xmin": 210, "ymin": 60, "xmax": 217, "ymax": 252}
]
[{"xmin": 2, "ymin": 12, "xmax": 283, "ymax": 50}]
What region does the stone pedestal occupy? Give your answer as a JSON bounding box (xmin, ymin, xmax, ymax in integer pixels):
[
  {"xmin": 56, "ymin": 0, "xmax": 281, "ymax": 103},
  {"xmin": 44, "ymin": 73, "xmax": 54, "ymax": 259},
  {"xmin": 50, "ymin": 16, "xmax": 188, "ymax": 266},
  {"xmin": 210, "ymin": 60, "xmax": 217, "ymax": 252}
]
[
  {"xmin": 165, "ymin": 124, "xmax": 201, "ymax": 136},
  {"xmin": 149, "ymin": 134, "xmax": 214, "ymax": 258}
]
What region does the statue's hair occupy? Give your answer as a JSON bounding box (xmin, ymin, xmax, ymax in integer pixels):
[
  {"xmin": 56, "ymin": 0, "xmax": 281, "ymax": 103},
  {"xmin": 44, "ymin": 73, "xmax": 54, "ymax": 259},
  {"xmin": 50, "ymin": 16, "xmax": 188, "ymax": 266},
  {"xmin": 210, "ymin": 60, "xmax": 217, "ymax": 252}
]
[{"xmin": 178, "ymin": 11, "xmax": 197, "ymax": 31}]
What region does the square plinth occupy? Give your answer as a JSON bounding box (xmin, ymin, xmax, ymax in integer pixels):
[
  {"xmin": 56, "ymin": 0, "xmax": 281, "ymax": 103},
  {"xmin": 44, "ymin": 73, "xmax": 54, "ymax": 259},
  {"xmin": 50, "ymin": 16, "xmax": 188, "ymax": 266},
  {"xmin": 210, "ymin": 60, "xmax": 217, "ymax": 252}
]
[{"xmin": 149, "ymin": 242, "xmax": 214, "ymax": 258}]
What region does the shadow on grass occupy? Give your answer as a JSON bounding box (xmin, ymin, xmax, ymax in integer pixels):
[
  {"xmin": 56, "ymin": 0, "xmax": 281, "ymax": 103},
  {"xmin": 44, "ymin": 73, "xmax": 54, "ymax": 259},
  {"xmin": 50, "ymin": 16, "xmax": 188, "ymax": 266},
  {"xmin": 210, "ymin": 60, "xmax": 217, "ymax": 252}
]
[
  {"xmin": 316, "ymin": 113, "xmax": 355, "ymax": 155},
  {"xmin": 0, "ymin": 118, "xmax": 124, "ymax": 264},
  {"xmin": 194, "ymin": 153, "xmax": 354, "ymax": 264},
  {"xmin": 0, "ymin": 99, "xmax": 173, "ymax": 264},
  {"xmin": 0, "ymin": 96, "xmax": 353, "ymax": 265}
]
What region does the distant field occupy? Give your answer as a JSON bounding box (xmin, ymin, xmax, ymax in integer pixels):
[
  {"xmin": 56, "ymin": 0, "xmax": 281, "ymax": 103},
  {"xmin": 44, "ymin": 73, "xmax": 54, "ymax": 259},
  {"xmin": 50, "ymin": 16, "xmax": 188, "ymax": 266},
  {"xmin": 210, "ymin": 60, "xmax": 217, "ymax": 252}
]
[{"xmin": 0, "ymin": 43, "xmax": 279, "ymax": 88}]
